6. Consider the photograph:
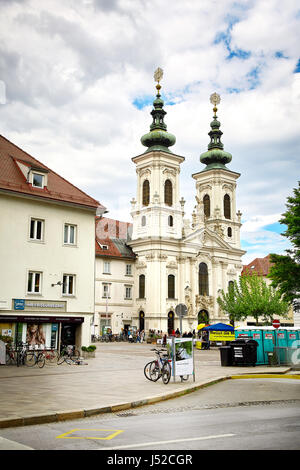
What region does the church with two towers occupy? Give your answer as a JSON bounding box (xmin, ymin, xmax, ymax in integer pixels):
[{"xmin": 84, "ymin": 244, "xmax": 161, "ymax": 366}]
[{"xmin": 125, "ymin": 70, "xmax": 246, "ymax": 334}]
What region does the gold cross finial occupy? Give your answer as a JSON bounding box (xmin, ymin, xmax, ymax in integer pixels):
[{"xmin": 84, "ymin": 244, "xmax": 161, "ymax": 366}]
[
  {"xmin": 154, "ymin": 67, "xmax": 163, "ymax": 94},
  {"xmin": 210, "ymin": 92, "xmax": 221, "ymax": 116}
]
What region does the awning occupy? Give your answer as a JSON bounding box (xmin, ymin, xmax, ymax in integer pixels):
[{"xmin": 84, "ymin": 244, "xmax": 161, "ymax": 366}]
[
  {"xmin": 203, "ymin": 323, "xmax": 234, "ymax": 331},
  {"xmin": 197, "ymin": 323, "xmax": 207, "ymax": 330}
]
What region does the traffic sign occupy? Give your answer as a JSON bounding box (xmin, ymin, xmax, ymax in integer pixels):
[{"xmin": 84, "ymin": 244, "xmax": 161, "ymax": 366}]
[
  {"xmin": 272, "ymin": 319, "xmax": 280, "ymax": 329},
  {"xmin": 175, "ymin": 304, "xmax": 188, "ymax": 318}
]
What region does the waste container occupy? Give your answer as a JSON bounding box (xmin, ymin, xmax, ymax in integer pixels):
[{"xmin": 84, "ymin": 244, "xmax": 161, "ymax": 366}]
[
  {"xmin": 231, "ymin": 339, "xmax": 258, "ymax": 366},
  {"xmin": 220, "ymin": 346, "xmax": 233, "ymax": 366}
]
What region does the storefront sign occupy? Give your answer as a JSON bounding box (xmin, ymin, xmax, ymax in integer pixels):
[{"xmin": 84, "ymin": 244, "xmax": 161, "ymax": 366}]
[
  {"xmin": 14, "ymin": 299, "xmax": 25, "ymax": 310},
  {"xmin": 209, "ymin": 331, "xmax": 235, "ymax": 342},
  {"xmin": 13, "ymin": 299, "xmax": 66, "ymax": 312}
]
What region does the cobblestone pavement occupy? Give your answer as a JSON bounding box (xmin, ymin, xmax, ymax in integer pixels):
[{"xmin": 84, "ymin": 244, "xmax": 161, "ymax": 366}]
[{"xmin": 0, "ymin": 342, "xmax": 294, "ymax": 430}]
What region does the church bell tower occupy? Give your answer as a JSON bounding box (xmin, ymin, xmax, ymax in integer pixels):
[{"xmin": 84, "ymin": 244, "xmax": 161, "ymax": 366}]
[{"xmin": 130, "ymin": 68, "xmax": 185, "ymax": 241}]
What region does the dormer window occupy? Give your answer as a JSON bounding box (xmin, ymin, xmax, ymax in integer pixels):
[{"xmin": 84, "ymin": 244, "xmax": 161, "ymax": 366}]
[{"xmin": 32, "ymin": 173, "xmax": 44, "ymax": 188}]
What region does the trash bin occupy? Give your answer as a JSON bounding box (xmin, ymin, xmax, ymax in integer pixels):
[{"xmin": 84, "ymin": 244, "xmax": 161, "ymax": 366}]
[
  {"xmin": 231, "ymin": 339, "xmax": 258, "ymax": 366},
  {"xmin": 220, "ymin": 346, "xmax": 233, "ymax": 366}
]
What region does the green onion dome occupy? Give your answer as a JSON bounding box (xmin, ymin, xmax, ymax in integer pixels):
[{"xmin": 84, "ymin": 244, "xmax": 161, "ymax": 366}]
[
  {"xmin": 200, "ymin": 104, "xmax": 232, "ymax": 170},
  {"xmin": 141, "ymin": 84, "xmax": 176, "ymax": 153}
]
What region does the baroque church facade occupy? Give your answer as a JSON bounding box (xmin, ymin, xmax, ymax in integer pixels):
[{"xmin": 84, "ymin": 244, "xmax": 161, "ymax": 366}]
[{"xmin": 127, "ymin": 80, "xmax": 246, "ymax": 334}]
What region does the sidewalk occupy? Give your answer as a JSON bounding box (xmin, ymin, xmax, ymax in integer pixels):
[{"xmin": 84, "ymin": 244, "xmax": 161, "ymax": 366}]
[{"xmin": 0, "ymin": 342, "xmax": 294, "ymax": 430}]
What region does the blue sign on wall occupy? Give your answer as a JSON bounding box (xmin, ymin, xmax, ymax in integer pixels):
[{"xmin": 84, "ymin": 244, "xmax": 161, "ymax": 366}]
[{"xmin": 14, "ymin": 299, "xmax": 25, "ymax": 310}]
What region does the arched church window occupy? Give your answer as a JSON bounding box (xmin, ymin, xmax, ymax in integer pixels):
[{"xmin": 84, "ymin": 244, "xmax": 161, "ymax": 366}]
[
  {"xmin": 203, "ymin": 194, "xmax": 210, "ymax": 217},
  {"xmin": 224, "ymin": 194, "xmax": 231, "ymax": 219},
  {"xmin": 227, "ymin": 227, "xmax": 232, "ymax": 237},
  {"xmin": 199, "ymin": 262, "xmax": 209, "ymax": 296},
  {"xmin": 168, "ymin": 274, "xmax": 175, "ymax": 299},
  {"xmin": 141, "ymin": 216, "xmax": 146, "ymax": 226},
  {"xmin": 139, "ymin": 274, "xmax": 145, "ymax": 299},
  {"xmin": 168, "ymin": 215, "xmax": 173, "ymax": 227},
  {"xmin": 142, "ymin": 180, "xmax": 150, "ymax": 206},
  {"xmin": 164, "ymin": 179, "xmax": 173, "ymax": 206}
]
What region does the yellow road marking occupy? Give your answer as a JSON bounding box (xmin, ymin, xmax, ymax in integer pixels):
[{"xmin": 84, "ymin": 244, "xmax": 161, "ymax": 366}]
[{"xmin": 56, "ymin": 428, "xmax": 124, "ymax": 440}]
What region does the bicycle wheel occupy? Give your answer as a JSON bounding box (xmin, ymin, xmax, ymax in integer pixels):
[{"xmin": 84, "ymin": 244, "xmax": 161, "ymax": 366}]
[
  {"xmin": 48, "ymin": 350, "xmax": 59, "ymax": 364},
  {"xmin": 37, "ymin": 353, "xmax": 45, "ymax": 368},
  {"xmin": 25, "ymin": 351, "xmax": 36, "ymax": 367},
  {"xmin": 71, "ymin": 349, "xmax": 80, "ymax": 361},
  {"xmin": 161, "ymin": 362, "xmax": 171, "ymax": 384},
  {"xmin": 57, "ymin": 353, "xmax": 67, "ymax": 365},
  {"xmin": 144, "ymin": 360, "xmax": 160, "ymax": 381}
]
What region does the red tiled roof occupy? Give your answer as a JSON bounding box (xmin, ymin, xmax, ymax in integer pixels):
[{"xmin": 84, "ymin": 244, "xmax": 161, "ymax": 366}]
[
  {"xmin": 96, "ymin": 216, "xmax": 132, "ymax": 239},
  {"xmin": 95, "ymin": 217, "xmax": 135, "ymax": 260},
  {"xmin": 242, "ymin": 254, "xmax": 273, "ymax": 277},
  {"xmin": 0, "ymin": 134, "xmax": 104, "ymax": 210}
]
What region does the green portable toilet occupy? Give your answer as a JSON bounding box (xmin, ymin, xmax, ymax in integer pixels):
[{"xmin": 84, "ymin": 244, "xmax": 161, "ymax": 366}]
[
  {"xmin": 262, "ymin": 329, "xmax": 276, "ymax": 364},
  {"xmin": 275, "ymin": 329, "xmax": 288, "ymax": 364}
]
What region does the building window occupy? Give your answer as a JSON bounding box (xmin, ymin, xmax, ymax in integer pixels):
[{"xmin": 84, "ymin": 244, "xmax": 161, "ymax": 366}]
[
  {"xmin": 227, "ymin": 227, "xmax": 232, "ymax": 237},
  {"xmin": 142, "ymin": 180, "xmax": 150, "ymax": 206},
  {"xmin": 103, "ymin": 261, "xmax": 111, "ymax": 274},
  {"xmin": 27, "ymin": 271, "xmax": 42, "ymax": 294},
  {"xmin": 32, "ymin": 173, "xmax": 44, "ymax": 188},
  {"xmin": 168, "ymin": 215, "xmax": 173, "ymax": 227},
  {"xmin": 228, "ymin": 280, "xmax": 234, "ymax": 292},
  {"xmin": 139, "ymin": 274, "xmax": 145, "ymax": 299},
  {"xmin": 64, "ymin": 224, "xmax": 76, "ymax": 245},
  {"xmin": 168, "ymin": 274, "xmax": 175, "ymax": 299},
  {"xmin": 126, "ymin": 264, "xmax": 132, "ymax": 275},
  {"xmin": 141, "ymin": 215, "xmax": 146, "ymax": 227},
  {"xmin": 30, "ymin": 218, "xmax": 44, "ymax": 241},
  {"xmin": 62, "ymin": 274, "xmax": 75, "ymax": 295},
  {"xmin": 203, "ymin": 194, "xmax": 210, "ymax": 218},
  {"xmin": 224, "ymin": 194, "xmax": 231, "ymax": 219},
  {"xmin": 199, "ymin": 262, "xmax": 209, "ymax": 296},
  {"xmin": 125, "ymin": 286, "xmax": 132, "ymax": 299},
  {"xmin": 102, "ymin": 283, "xmax": 110, "ymax": 298},
  {"xmin": 164, "ymin": 179, "xmax": 173, "ymax": 206}
]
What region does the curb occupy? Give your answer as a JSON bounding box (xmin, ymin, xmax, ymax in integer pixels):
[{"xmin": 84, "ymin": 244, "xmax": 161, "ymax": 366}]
[{"xmin": 0, "ymin": 369, "xmax": 294, "ymax": 430}]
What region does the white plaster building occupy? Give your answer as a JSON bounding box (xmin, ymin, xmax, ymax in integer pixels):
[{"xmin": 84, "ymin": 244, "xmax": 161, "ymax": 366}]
[
  {"xmin": 0, "ymin": 135, "xmax": 104, "ymax": 349},
  {"xmin": 94, "ymin": 217, "xmax": 136, "ymax": 335}
]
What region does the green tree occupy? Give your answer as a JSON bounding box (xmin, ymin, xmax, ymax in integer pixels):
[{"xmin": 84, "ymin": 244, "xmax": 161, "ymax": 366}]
[
  {"xmin": 217, "ymin": 274, "xmax": 289, "ymax": 325},
  {"xmin": 269, "ymin": 181, "xmax": 300, "ymax": 302}
]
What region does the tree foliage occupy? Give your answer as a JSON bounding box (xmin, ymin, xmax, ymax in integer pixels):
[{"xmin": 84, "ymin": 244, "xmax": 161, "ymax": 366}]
[
  {"xmin": 269, "ymin": 181, "xmax": 300, "ymax": 302},
  {"xmin": 217, "ymin": 274, "xmax": 289, "ymax": 325}
]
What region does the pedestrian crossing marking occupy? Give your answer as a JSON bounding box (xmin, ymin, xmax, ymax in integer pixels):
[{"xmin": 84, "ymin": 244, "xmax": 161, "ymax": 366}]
[{"xmin": 56, "ymin": 428, "xmax": 124, "ymax": 440}]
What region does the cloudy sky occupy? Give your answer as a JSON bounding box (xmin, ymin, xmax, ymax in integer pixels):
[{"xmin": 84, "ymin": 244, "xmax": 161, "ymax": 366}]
[{"xmin": 1, "ymin": 0, "xmax": 299, "ymax": 264}]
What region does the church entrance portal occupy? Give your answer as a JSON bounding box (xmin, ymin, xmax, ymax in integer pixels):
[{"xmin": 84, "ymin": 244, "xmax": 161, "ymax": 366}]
[
  {"xmin": 168, "ymin": 311, "xmax": 174, "ymax": 335},
  {"xmin": 139, "ymin": 311, "xmax": 145, "ymax": 331},
  {"xmin": 198, "ymin": 309, "xmax": 209, "ymax": 325}
]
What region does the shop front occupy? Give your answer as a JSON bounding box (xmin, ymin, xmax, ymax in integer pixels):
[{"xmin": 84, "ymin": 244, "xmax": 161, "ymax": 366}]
[{"xmin": 0, "ymin": 299, "xmax": 85, "ymax": 351}]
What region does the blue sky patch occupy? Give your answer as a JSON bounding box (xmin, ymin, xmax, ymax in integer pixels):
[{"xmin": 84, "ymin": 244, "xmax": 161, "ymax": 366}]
[
  {"xmin": 294, "ymin": 59, "xmax": 300, "ymax": 73},
  {"xmin": 264, "ymin": 222, "xmax": 286, "ymax": 234},
  {"xmin": 132, "ymin": 96, "xmax": 153, "ymax": 110}
]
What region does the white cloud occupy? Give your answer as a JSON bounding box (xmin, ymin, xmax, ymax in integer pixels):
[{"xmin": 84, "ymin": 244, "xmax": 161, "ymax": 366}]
[{"xmin": 0, "ymin": 0, "xmax": 299, "ymax": 265}]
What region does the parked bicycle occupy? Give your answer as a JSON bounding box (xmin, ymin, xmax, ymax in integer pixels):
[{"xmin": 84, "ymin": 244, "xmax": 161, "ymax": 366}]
[
  {"xmin": 57, "ymin": 344, "xmax": 80, "ymax": 365},
  {"xmin": 25, "ymin": 347, "xmax": 46, "ymax": 368},
  {"xmin": 16, "ymin": 342, "xmax": 30, "ymax": 367},
  {"xmin": 144, "ymin": 348, "xmax": 171, "ymax": 384},
  {"xmin": 5, "ymin": 345, "xmax": 17, "ymax": 365},
  {"xmin": 40, "ymin": 348, "xmax": 58, "ymax": 365}
]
